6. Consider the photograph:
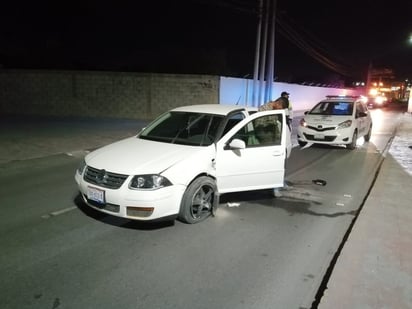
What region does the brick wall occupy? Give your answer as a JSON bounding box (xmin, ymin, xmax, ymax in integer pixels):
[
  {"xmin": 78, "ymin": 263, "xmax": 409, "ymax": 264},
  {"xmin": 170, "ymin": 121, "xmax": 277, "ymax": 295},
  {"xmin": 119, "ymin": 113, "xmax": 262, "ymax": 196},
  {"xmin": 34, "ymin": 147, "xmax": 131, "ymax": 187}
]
[{"xmin": 0, "ymin": 70, "xmax": 220, "ymax": 120}]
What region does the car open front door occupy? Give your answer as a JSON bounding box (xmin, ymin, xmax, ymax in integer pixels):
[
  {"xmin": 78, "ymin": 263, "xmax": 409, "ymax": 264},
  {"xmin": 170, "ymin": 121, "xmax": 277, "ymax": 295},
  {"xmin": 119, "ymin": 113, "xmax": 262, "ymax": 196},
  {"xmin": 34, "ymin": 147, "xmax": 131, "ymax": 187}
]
[
  {"xmin": 215, "ymin": 110, "xmax": 287, "ymax": 194},
  {"xmin": 355, "ymin": 101, "xmax": 367, "ymax": 135}
]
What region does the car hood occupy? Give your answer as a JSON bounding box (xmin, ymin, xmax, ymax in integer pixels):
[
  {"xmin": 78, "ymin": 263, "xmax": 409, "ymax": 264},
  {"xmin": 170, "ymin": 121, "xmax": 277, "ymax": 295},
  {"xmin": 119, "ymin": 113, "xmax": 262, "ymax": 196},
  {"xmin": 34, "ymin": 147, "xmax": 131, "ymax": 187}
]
[
  {"xmin": 304, "ymin": 114, "xmax": 352, "ymax": 126},
  {"xmin": 85, "ymin": 136, "xmax": 210, "ymax": 175}
]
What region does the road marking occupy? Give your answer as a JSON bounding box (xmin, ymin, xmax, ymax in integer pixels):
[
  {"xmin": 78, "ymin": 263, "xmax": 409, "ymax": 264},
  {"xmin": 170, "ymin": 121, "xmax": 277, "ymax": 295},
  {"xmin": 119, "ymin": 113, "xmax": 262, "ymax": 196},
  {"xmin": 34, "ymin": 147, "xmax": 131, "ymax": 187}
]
[
  {"xmin": 41, "ymin": 206, "xmax": 77, "ymax": 219},
  {"xmin": 226, "ymin": 202, "xmax": 240, "ymax": 207},
  {"xmin": 66, "ymin": 150, "xmax": 90, "ymax": 157}
]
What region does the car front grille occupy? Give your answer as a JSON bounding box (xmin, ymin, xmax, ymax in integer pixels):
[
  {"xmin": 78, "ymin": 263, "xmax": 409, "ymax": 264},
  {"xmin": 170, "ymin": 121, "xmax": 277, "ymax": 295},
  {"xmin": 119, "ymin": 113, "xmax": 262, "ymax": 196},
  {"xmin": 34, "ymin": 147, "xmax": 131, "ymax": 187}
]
[
  {"xmin": 307, "ymin": 125, "xmax": 336, "ymax": 132},
  {"xmin": 84, "ymin": 166, "xmax": 128, "ymax": 189},
  {"xmin": 303, "ymin": 133, "xmax": 337, "ymax": 142}
]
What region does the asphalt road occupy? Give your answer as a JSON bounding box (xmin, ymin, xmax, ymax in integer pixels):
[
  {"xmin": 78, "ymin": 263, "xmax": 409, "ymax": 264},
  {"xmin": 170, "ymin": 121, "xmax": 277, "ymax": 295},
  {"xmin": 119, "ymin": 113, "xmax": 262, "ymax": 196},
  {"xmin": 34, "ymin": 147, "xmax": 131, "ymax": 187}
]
[{"xmin": 0, "ymin": 108, "xmax": 399, "ymax": 309}]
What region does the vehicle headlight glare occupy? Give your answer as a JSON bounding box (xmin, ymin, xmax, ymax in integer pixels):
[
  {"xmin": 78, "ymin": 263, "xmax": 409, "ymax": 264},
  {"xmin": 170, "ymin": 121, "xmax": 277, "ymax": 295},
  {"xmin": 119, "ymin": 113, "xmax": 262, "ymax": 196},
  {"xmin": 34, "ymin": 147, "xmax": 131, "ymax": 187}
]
[
  {"xmin": 130, "ymin": 174, "xmax": 172, "ymax": 190},
  {"xmin": 337, "ymin": 120, "xmax": 352, "ymax": 129},
  {"xmin": 375, "ymin": 96, "xmax": 384, "ymax": 104},
  {"xmin": 299, "ymin": 118, "xmax": 307, "ymax": 127}
]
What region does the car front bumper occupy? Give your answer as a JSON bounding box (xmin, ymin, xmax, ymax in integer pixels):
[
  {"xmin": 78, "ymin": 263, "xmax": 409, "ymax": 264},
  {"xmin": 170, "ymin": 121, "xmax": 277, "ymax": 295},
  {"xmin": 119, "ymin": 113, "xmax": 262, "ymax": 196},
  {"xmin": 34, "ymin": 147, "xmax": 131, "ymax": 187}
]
[
  {"xmin": 297, "ymin": 126, "xmax": 354, "ymax": 145},
  {"xmin": 75, "ymin": 172, "xmax": 186, "ymax": 221}
]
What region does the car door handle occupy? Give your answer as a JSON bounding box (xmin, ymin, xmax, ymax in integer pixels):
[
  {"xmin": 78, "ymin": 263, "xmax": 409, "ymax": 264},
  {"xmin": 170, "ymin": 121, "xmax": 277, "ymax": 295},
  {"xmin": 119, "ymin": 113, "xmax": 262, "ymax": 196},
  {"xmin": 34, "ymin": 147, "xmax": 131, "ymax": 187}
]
[{"xmin": 272, "ymin": 150, "xmax": 284, "ymax": 156}]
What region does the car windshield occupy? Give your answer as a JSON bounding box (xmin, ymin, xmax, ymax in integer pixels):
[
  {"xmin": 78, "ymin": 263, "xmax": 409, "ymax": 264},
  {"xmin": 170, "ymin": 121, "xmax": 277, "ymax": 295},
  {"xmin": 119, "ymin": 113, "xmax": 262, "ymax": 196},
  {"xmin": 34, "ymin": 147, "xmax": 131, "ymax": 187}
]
[
  {"xmin": 309, "ymin": 101, "xmax": 353, "ymax": 116},
  {"xmin": 139, "ymin": 111, "xmax": 224, "ymax": 146}
]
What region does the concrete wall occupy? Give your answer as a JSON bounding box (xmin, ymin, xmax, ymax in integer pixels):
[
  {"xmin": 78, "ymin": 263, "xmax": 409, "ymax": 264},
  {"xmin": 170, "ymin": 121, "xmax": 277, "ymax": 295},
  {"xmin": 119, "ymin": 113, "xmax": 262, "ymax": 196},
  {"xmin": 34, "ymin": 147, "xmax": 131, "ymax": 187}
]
[
  {"xmin": 219, "ymin": 76, "xmax": 363, "ymax": 112},
  {"xmin": 0, "ymin": 70, "xmax": 362, "ymax": 120},
  {"xmin": 0, "ymin": 70, "xmax": 219, "ymax": 120}
]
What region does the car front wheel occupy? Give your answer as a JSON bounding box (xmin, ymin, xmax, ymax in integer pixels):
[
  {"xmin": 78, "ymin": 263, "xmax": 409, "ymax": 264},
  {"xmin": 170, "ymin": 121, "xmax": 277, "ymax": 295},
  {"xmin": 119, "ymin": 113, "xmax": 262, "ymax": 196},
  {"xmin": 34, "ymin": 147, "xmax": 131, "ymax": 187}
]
[
  {"xmin": 364, "ymin": 125, "xmax": 372, "ymax": 142},
  {"xmin": 347, "ymin": 130, "xmax": 358, "ymax": 150},
  {"xmin": 178, "ymin": 176, "xmax": 217, "ymax": 224}
]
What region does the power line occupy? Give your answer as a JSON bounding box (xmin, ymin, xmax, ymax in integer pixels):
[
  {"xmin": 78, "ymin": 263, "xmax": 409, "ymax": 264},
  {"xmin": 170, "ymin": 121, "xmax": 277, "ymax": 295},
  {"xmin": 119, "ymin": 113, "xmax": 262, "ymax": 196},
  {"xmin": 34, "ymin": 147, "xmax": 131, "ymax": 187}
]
[{"xmin": 276, "ymin": 12, "xmax": 355, "ymax": 77}]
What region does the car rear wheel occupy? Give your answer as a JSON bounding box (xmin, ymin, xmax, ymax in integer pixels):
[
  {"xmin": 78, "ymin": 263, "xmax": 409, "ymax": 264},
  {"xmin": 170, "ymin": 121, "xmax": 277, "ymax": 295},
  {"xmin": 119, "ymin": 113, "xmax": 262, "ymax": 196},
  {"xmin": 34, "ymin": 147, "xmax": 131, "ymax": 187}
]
[
  {"xmin": 347, "ymin": 130, "xmax": 357, "ymax": 150},
  {"xmin": 178, "ymin": 176, "xmax": 216, "ymax": 224},
  {"xmin": 364, "ymin": 125, "xmax": 372, "ymax": 142}
]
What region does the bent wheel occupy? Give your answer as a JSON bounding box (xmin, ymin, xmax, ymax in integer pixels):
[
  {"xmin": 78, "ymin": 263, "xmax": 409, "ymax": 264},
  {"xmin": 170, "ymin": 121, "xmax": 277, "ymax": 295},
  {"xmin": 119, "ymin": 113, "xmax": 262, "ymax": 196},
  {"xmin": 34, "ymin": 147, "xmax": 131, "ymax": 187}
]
[{"xmin": 178, "ymin": 176, "xmax": 217, "ymax": 224}]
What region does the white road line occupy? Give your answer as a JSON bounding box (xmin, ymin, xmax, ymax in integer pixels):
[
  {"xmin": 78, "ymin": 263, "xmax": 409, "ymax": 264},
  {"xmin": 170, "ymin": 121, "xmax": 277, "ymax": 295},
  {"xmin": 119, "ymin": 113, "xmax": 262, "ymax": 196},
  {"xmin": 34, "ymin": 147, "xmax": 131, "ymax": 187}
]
[{"xmin": 41, "ymin": 206, "xmax": 77, "ymax": 219}]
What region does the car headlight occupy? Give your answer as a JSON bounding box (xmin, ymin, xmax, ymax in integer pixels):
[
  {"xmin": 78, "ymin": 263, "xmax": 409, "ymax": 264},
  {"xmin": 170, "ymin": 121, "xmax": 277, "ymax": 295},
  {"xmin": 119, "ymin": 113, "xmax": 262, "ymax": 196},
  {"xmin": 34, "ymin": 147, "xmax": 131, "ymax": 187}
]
[
  {"xmin": 129, "ymin": 174, "xmax": 172, "ymax": 190},
  {"xmin": 375, "ymin": 96, "xmax": 384, "ymax": 104},
  {"xmin": 77, "ymin": 159, "xmax": 87, "ymax": 175},
  {"xmin": 299, "ymin": 118, "xmax": 307, "ymax": 127},
  {"xmin": 337, "ymin": 120, "xmax": 352, "ymax": 129}
]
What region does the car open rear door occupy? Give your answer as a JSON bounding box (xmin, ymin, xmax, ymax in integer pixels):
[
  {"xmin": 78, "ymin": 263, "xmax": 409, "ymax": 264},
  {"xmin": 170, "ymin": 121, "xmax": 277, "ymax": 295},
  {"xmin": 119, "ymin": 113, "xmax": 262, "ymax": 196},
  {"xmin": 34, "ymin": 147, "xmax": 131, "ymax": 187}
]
[{"xmin": 215, "ymin": 110, "xmax": 287, "ymax": 194}]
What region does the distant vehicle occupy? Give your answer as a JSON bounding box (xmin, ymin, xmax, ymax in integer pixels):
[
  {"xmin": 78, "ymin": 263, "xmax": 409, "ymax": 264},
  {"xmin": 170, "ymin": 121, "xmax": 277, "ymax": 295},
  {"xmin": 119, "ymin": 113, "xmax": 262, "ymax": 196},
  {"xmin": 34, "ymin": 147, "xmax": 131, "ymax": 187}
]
[
  {"xmin": 297, "ymin": 95, "xmax": 373, "ymax": 150},
  {"xmin": 361, "ymin": 94, "xmax": 388, "ymax": 108},
  {"xmin": 75, "ymin": 104, "xmax": 291, "ymax": 224}
]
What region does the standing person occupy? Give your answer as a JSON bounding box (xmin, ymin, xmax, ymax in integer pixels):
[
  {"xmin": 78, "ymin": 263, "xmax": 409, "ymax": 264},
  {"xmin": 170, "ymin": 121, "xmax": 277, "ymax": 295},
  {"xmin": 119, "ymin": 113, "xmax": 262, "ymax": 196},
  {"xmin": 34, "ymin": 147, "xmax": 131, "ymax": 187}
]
[
  {"xmin": 276, "ymin": 91, "xmax": 292, "ymax": 129},
  {"xmin": 258, "ymin": 91, "xmax": 293, "ymax": 129}
]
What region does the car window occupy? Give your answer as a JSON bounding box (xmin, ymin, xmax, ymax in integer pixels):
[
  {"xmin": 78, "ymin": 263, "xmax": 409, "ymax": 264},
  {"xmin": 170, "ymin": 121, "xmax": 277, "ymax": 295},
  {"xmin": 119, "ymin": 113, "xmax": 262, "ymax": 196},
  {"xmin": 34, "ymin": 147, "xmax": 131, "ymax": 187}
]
[
  {"xmin": 309, "ymin": 101, "xmax": 353, "ymax": 116},
  {"xmin": 231, "ymin": 114, "xmax": 282, "ymax": 147},
  {"xmin": 355, "ymin": 102, "xmax": 367, "ymax": 118},
  {"xmin": 221, "ymin": 112, "xmax": 245, "ymax": 136},
  {"xmin": 139, "ymin": 111, "xmax": 224, "ymax": 146},
  {"xmin": 357, "ymin": 101, "xmax": 366, "ymax": 112}
]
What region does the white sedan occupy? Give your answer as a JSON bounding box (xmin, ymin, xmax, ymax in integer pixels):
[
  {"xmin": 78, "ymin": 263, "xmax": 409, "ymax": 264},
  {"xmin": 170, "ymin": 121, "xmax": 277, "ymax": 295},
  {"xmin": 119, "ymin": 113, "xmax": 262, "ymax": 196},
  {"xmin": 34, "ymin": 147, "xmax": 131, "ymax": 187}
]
[
  {"xmin": 75, "ymin": 104, "xmax": 291, "ymax": 224},
  {"xmin": 297, "ymin": 95, "xmax": 373, "ymax": 150}
]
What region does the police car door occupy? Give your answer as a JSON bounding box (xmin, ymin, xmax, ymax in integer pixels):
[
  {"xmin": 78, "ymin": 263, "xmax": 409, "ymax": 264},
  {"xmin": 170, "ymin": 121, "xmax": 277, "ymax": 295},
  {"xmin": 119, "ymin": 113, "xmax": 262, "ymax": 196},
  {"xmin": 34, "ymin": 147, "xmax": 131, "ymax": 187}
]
[{"xmin": 215, "ymin": 110, "xmax": 287, "ymax": 194}]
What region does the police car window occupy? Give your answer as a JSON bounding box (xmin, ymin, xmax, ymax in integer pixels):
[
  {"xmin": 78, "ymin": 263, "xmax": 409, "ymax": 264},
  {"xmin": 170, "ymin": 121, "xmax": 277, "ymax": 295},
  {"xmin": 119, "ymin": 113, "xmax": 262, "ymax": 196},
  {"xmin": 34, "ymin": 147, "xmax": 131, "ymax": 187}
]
[{"xmin": 332, "ymin": 102, "xmax": 352, "ymax": 115}]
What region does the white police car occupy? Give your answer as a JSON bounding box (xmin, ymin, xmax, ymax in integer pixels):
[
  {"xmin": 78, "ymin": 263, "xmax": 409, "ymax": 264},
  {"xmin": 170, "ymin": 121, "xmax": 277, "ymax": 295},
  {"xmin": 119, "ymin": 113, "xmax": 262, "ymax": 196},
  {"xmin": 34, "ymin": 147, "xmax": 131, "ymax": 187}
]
[{"xmin": 297, "ymin": 95, "xmax": 372, "ymax": 150}]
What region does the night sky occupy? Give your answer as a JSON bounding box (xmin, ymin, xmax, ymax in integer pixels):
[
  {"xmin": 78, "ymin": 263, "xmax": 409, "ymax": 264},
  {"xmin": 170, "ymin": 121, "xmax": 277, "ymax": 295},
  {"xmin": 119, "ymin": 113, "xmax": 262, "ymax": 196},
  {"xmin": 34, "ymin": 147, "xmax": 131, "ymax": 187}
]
[{"xmin": 1, "ymin": 0, "xmax": 411, "ymax": 84}]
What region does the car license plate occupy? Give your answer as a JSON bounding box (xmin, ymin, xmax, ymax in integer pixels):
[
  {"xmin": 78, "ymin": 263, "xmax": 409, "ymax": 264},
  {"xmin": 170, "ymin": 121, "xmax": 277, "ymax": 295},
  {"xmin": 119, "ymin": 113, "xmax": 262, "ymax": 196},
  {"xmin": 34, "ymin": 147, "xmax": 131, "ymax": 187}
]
[
  {"xmin": 87, "ymin": 186, "xmax": 105, "ymax": 204},
  {"xmin": 314, "ymin": 134, "xmax": 325, "ymax": 140}
]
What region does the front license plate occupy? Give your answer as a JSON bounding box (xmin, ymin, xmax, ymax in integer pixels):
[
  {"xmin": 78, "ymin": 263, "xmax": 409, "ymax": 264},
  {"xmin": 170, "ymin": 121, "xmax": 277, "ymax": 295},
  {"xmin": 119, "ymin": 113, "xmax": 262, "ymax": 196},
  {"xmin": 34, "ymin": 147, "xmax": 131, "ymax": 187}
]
[
  {"xmin": 87, "ymin": 186, "xmax": 105, "ymax": 204},
  {"xmin": 314, "ymin": 134, "xmax": 325, "ymax": 140}
]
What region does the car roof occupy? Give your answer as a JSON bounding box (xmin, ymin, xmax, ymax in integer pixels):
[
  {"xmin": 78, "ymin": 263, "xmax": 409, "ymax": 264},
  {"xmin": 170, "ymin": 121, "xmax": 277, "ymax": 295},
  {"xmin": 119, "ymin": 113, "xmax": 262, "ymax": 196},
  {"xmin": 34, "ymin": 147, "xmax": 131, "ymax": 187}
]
[{"xmin": 171, "ymin": 104, "xmax": 257, "ymax": 115}]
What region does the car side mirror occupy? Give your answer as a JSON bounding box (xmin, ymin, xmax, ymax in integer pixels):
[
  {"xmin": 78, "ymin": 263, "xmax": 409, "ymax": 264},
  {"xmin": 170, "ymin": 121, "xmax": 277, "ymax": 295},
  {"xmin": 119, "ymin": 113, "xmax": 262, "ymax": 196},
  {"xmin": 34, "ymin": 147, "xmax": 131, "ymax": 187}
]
[{"xmin": 228, "ymin": 138, "xmax": 246, "ymax": 149}]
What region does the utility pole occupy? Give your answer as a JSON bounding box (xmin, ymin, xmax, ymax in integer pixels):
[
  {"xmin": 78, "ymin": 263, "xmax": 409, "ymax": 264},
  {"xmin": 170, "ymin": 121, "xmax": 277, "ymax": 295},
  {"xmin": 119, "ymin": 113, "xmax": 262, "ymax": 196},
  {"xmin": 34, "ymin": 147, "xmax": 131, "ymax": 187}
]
[
  {"xmin": 252, "ymin": 0, "xmax": 277, "ymax": 107},
  {"xmin": 258, "ymin": 0, "xmax": 269, "ymax": 106},
  {"xmin": 264, "ymin": 0, "xmax": 277, "ymax": 103},
  {"xmin": 252, "ymin": 0, "xmax": 263, "ymax": 107}
]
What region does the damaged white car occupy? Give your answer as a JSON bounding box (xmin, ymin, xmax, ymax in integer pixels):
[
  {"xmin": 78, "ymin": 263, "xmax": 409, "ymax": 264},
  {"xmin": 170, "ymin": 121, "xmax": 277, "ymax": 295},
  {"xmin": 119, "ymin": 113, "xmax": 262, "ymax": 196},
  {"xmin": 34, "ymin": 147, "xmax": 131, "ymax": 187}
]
[{"xmin": 75, "ymin": 104, "xmax": 291, "ymax": 224}]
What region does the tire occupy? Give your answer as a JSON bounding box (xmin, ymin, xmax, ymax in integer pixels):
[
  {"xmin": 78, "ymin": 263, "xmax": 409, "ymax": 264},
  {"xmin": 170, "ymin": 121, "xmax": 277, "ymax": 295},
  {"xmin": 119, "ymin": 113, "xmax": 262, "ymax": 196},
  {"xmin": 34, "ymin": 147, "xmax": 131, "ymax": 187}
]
[
  {"xmin": 178, "ymin": 176, "xmax": 217, "ymax": 224},
  {"xmin": 364, "ymin": 125, "xmax": 372, "ymax": 142},
  {"xmin": 347, "ymin": 130, "xmax": 358, "ymax": 150},
  {"xmin": 298, "ymin": 140, "xmax": 307, "ymax": 147}
]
